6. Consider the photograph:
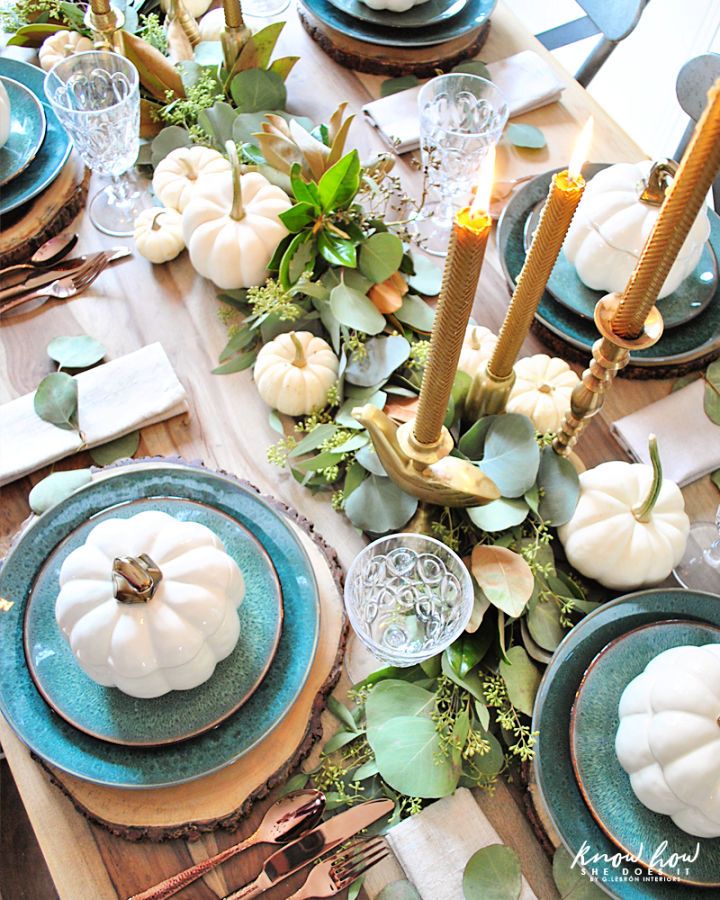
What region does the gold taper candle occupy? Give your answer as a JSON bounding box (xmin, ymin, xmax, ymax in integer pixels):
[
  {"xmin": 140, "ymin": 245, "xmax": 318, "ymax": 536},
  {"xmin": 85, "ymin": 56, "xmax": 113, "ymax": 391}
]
[{"xmin": 85, "ymin": 0, "xmax": 123, "ymax": 48}]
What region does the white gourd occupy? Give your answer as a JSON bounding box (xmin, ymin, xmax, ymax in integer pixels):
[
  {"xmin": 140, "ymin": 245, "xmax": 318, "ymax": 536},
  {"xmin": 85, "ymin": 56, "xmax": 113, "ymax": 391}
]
[
  {"xmin": 160, "ymin": 0, "xmax": 212, "ymax": 18},
  {"xmin": 56, "ymin": 510, "xmax": 245, "ymax": 699},
  {"xmin": 38, "ymin": 31, "xmax": 93, "ymax": 71},
  {"xmin": 134, "ymin": 207, "xmax": 185, "ymax": 263},
  {"xmin": 359, "ymin": 0, "xmax": 430, "ymax": 10},
  {"xmin": 564, "ymin": 160, "xmax": 710, "ymax": 299},
  {"xmin": 0, "ymin": 80, "xmax": 10, "ymax": 150},
  {"xmin": 152, "ymin": 146, "xmax": 231, "ymax": 213},
  {"xmin": 558, "ymin": 437, "xmax": 689, "ymax": 590},
  {"xmin": 198, "ymin": 8, "xmax": 226, "ymax": 41},
  {"xmin": 255, "ymin": 331, "xmax": 340, "ymax": 416},
  {"xmin": 457, "ymin": 325, "xmax": 498, "ymax": 379},
  {"xmin": 506, "ymin": 354, "xmax": 580, "ymax": 434},
  {"xmin": 182, "ymin": 141, "xmax": 291, "ymax": 289},
  {"xmin": 616, "ymin": 643, "xmax": 720, "ymax": 838}
]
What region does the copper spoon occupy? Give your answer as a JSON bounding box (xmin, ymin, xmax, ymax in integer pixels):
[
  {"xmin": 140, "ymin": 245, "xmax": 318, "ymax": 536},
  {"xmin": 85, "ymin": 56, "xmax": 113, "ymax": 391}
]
[
  {"xmin": 0, "ymin": 233, "xmax": 79, "ymax": 287},
  {"xmin": 128, "ymin": 790, "xmax": 326, "ymax": 900}
]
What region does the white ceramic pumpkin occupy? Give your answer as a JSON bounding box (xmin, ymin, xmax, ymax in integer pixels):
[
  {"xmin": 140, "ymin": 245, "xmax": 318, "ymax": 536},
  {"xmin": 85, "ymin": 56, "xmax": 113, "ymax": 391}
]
[
  {"xmin": 255, "ymin": 331, "xmax": 339, "ymax": 416},
  {"xmin": 134, "ymin": 207, "xmax": 185, "ymax": 263},
  {"xmin": 0, "ymin": 80, "xmax": 10, "ymax": 150},
  {"xmin": 160, "ymin": 0, "xmax": 212, "ymax": 18},
  {"xmin": 182, "ymin": 142, "xmax": 291, "ymax": 289},
  {"xmin": 152, "ymin": 146, "xmax": 231, "ymax": 213},
  {"xmin": 56, "ymin": 510, "xmax": 245, "ymax": 699},
  {"xmin": 359, "ymin": 0, "xmax": 429, "ymax": 10},
  {"xmin": 616, "ymin": 643, "xmax": 720, "ymax": 838},
  {"xmin": 564, "ymin": 160, "xmax": 710, "ymax": 299},
  {"xmin": 506, "ymin": 354, "xmax": 580, "ymax": 434},
  {"xmin": 198, "ymin": 7, "xmax": 226, "ymax": 41},
  {"xmin": 558, "ymin": 437, "xmax": 689, "ymax": 590},
  {"xmin": 38, "ymin": 30, "xmax": 93, "ymax": 71},
  {"xmin": 457, "ymin": 325, "xmax": 498, "ymax": 379}
]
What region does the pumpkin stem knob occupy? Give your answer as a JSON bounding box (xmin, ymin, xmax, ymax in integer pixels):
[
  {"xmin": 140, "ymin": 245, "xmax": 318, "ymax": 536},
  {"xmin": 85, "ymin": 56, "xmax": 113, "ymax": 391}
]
[
  {"xmin": 178, "ymin": 156, "xmax": 197, "ymax": 181},
  {"xmin": 632, "ymin": 434, "xmax": 663, "ymax": 523},
  {"xmin": 639, "ymin": 159, "xmax": 678, "ymax": 206},
  {"xmin": 538, "ymin": 382, "xmax": 553, "ymax": 394},
  {"xmin": 112, "ymin": 554, "xmax": 163, "ymax": 604},
  {"xmin": 289, "ymin": 332, "xmax": 307, "ymax": 368},
  {"xmin": 225, "ymin": 139, "xmax": 245, "ymax": 222}
]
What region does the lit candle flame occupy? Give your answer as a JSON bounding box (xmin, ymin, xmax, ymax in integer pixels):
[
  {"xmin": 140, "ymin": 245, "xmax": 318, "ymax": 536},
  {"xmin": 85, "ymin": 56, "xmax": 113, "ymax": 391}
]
[
  {"xmin": 568, "ymin": 116, "xmax": 594, "ymax": 181},
  {"xmin": 470, "ymin": 145, "xmax": 496, "ymax": 218}
]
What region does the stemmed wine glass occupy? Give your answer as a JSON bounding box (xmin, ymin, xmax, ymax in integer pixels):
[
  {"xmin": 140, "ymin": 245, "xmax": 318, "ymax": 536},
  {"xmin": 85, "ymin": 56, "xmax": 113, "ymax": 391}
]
[
  {"xmin": 673, "ymin": 505, "xmax": 720, "ymax": 592},
  {"xmin": 44, "ymin": 50, "xmax": 151, "ymax": 237}
]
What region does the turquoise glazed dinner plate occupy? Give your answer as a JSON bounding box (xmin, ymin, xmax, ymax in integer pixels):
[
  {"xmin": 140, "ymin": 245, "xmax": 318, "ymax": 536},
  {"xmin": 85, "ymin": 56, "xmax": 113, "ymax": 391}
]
[
  {"xmin": 0, "ymin": 462, "xmax": 320, "ymax": 788},
  {"xmin": 0, "ymin": 58, "xmax": 71, "ymax": 217},
  {"xmin": 497, "ymin": 166, "xmax": 720, "ymax": 371},
  {"xmin": 533, "ymin": 590, "xmax": 720, "ymax": 899},
  {"xmin": 23, "ymin": 498, "xmax": 283, "ymax": 748},
  {"xmin": 0, "ymin": 76, "xmax": 47, "ymax": 187},
  {"xmin": 570, "ymin": 619, "xmax": 720, "ymax": 887},
  {"xmin": 325, "ymin": 0, "xmax": 468, "ymax": 30}
]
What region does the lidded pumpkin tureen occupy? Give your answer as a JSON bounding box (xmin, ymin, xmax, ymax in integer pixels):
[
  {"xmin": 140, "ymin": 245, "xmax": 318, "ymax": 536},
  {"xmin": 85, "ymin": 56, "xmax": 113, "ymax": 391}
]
[{"xmin": 56, "ymin": 510, "xmax": 245, "ymax": 699}]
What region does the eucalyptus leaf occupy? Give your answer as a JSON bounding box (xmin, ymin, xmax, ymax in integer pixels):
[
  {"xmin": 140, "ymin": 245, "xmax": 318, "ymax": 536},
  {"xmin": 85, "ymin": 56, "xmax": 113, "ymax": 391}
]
[
  {"xmin": 344, "ymin": 474, "xmax": 418, "ymax": 532},
  {"xmin": 506, "ymin": 123, "xmax": 546, "ymax": 149},
  {"xmin": 521, "ymin": 618, "xmax": 554, "ymax": 664},
  {"xmin": 380, "ymin": 75, "xmax": 419, "ymax": 98},
  {"xmin": 343, "ymin": 268, "xmax": 374, "ymax": 294},
  {"xmin": 452, "ymin": 60, "xmax": 491, "ymax": 79},
  {"xmin": 268, "ymin": 409, "xmax": 284, "ymax": 435},
  {"xmin": 671, "ymin": 372, "xmax": 702, "ymax": 392},
  {"xmin": 352, "ymin": 760, "xmax": 380, "ymax": 781},
  {"xmin": 377, "ymin": 881, "xmax": 422, "ymax": 900},
  {"xmin": 47, "ymin": 335, "xmax": 106, "ymax": 369},
  {"xmin": 277, "ymin": 772, "xmax": 309, "ymax": 797},
  {"xmin": 458, "ymin": 415, "xmax": 497, "ymax": 459},
  {"xmin": 406, "ymin": 255, "xmax": 443, "ymax": 296},
  {"xmin": 90, "ymin": 431, "xmax": 140, "ymax": 466},
  {"xmin": 366, "ymin": 680, "xmax": 435, "ymax": 740},
  {"xmin": 441, "ymin": 650, "xmax": 487, "ymax": 704},
  {"xmin": 355, "ymin": 444, "xmax": 387, "ymax": 476},
  {"xmin": 477, "ymin": 414, "xmax": 540, "ymax": 497},
  {"xmin": 288, "ymin": 424, "xmax": 337, "ymax": 458},
  {"xmin": 322, "ymin": 731, "xmax": 360, "ymax": 754},
  {"xmin": 330, "ymin": 283, "xmax": 386, "ymax": 335},
  {"xmin": 463, "ymin": 844, "xmax": 522, "ymax": 900},
  {"xmin": 499, "ymin": 645, "xmax": 541, "ymax": 717},
  {"xmin": 467, "ymin": 497, "xmax": 528, "ymax": 532},
  {"xmin": 536, "ymin": 446, "xmax": 580, "ymax": 526},
  {"xmin": 527, "ymin": 591, "xmax": 566, "ymax": 651},
  {"xmin": 704, "ymin": 358, "xmax": 720, "ymax": 424},
  {"xmin": 230, "ymin": 68, "xmax": 286, "ymax": 113},
  {"xmin": 197, "ymin": 101, "xmax": 238, "ymax": 150},
  {"xmin": 346, "ymin": 335, "xmax": 411, "ymax": 387},
  {"xmin": 335, "ymin": 391, "xmax": 386, "ymax": 428},
  {"xmin": 344, "ymin": 460, "xmax": 366, "ymax": 499},
  {"xmin": 552, "ymin": 847, "xmax": 606, "ymax": 899},
  {"xmin": 333, "ymin": 433, "xmax": 369, "ymax": 453},
  {"xmin": 150, "ymin": 125, "xmax": 192, "ymax": 167},
  {"xmin": 193, "ymin": 40, "xmax": 224, "ymax": 66},
  {"xmin": 468, "ymin": 729, "xmax": 504, "ymax": 778},
  {"xmin": 29, "ymin": 469, "xmax": 92, "ymax": 515},
  {"xmin": 395, "ymin": 294, "xmax": 435, "ymax": 332},
  {"xmin": 359, "ymin": 232, "xmax": 404, "ymax": 283},
  {"xmin": 348, "ymin": 876, "xmax": 365, "ymax": 900},
  {"xmin": 471, "ymin": 545, "xmax": 534, "ymax": 618},
  {"xmin": 33, "ymin": 372, "xmax": 78, "ymax": 431},
  {"xmin": 232, "ymin": 111, "xmax": 271, "ymax": 145}
]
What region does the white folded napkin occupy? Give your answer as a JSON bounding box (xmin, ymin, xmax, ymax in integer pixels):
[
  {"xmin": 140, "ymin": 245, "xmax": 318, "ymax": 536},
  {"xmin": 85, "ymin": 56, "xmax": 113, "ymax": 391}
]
[
  {"xmin": 386, "ymin": 788, "xmax": 537, "ymax": 900},
  {"xmin": 611, "ymin": 379, "xmax": 720, "ymax": 487},
  {"xmin": 364, "ymin": 50, "xmax": 565, "ymax": 154},
  {"xmin": 0, "ymin": 343, "xmax": 188, "ymax": 487}
]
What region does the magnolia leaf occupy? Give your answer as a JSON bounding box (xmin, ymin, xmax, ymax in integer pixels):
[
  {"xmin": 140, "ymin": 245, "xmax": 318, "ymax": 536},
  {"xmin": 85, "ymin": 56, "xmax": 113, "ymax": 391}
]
[
  {"xmin": 150, "ymin": 125, "xmax": 192, "ymax": 167},
  {"xmin": 359, "ymin": 232, "xmax": 404, "ymax": 283},
  {"xmin": 377, "ymin": 881, "xmax": 422, "ymax": 900},
  {"xmin": 458, "ymin": 416, "xmax": 497, "ymax": 460},
  {"xmin": 29, "ymin": 469, "xmax": 92, "ymax": 515},
  {"xmin": 527, "ymin": 590, "xmax": 566, "ymax": 651},
  {"xmin": 7, "ymin": 23, "xmax": 69, "ymax": 47},
  {"xmin": 231, "ymin": 21, "xmax": 284, "ymax": 73},
  {"xmin": 355, "ymin": 444, "xmax": 387, "ymax": 476},
  {"xmin": 395, "ymin": 294, "xmax": 435, "ymax": 332},
  {"xmin": 346, "ymin": 335, "xmax": 411, "ymax": 387},
  {"xmin": 471, "ymin": 545, "xmax": 534, "ymax": 618},
  {"xmin": 197, "ymin": 101, "xmax": 238, "ymax": 151},
  {"xmin": 553, "ymin": 847, "xmax": 606, "ymax": 899},
  {"xmin": 119, "ymin": 31, "xmax": 184, "ymax": 101},
  {"xmin": 47, "ymin": 335, "xmax": 106, "ymax": 369},
  {"xmin": 366, "ymin": 680, "xmax": 435, "ymax": 740},
  {"xmin": 406, "ymin": 254, "xmax": 443, "ymax": 296},
  {"xmin": 318, "ymin": 231, "xmax": 357, "ymax": 268},
  {"xmin": 452, "ymin": 59, "xmax": 491, "ymax": 79},
  {"xmin": 270, "ymin": 56, "xmax": 300, "ymax": 81},
  {"xmin": 34, "ymin": 373, "xmax": 78, "ymax": 431},
  {"xmin": 467, "ymin": 497, "xmax": 528, "ymax": 532},
  {"xmin": 139, "ymin": 100, "xmax": 163, "ymax": 140},
  {"xmin": 445, "ymin": 630, "xmax": 490, "ymax": 678},
  {"xmin": 344, "ymin": 474, "xmax": 418, "ymax": 532},
  {"xmin": 712, "ymin": 469, "xmax": 720, "ymax": 492},
  {"xmin": 477, "ymin": 414, "xmax": 540, "ymax": 497},
  {"xmin": 330, "ymin": 284, "xmax": 386, "ymax": 335},
  {"xmin": 90, "ymin": 431, "xmax": 140, "ymax": 466},
  {"xmin": 499, "ymin": 646, "xmax": 541, "ymax": 716},
  {"xmin": 536, "ymin": 446, "xmax": 580, "ymax": 525},
  {"xmin": 704, "ymin": 358, "xmax": 720, "ymax": 424},
  {"xmin": 318, "ymin": 150, "xmax": 361, "ymax": 211},
  {"xmin": 463, "ymin": 844, "xmax": 522, "ymax": 900},
  {"xmin": 231, "ymin": 69, "xmax": 286, "ymax": 114},
  {"xmin": 380, "ymin": 75, "xmax": 419, "ymax": 98},
  {"xmin": 506, "ymin": 123, "xmax": 546, "ymax": 149},
  {"xmin": 384, "ymin": 395, "xmax": 419, "ymax": 424}
]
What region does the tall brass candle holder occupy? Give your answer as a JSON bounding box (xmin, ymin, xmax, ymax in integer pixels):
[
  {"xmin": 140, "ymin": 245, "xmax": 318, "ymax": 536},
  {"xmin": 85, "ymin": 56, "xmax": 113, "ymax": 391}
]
[
  {"xmin": 222, "ymin": 0, "xmax": 252, "ymax": 72},
  {"xmin": 85, "ymin": 0, "xmax": 124, "ymax": 49},
  {"xmin": 170, "ymin": 0, "xmax": 202, "ymax": 47},
  {"xmin": 553, "ymin": 80, "xmax": 720, "ymax": 456}
]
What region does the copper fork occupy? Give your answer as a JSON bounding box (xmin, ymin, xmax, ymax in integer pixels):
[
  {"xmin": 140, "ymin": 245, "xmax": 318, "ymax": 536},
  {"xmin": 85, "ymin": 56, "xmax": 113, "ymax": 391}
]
[
  {"xmin": 0, "ymin": 255, "xmax": 109, "ymax": 316},
  {"xmin": 286, "ymin": 837, "xmax": 390, "ymax": 900}
]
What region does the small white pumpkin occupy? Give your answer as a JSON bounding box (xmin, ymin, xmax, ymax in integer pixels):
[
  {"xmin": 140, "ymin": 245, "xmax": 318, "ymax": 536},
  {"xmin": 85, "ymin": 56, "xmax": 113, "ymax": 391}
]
[
  {"xmin": 564, "ymin": 160, "xmax": 710, "ymax": 299},
  {"xmin": 0, "ymin": 80, "xmax": 10, "ymax": 150},
  {"xmin": 255, "ymin": 331, "xmax": 339, "ymax": 416},
  {"xmin": 56, "ymin": 510, "xmax": 245, "ymax": 699},
  {"xmin": 153, "ymin": 145, "xmax": 231, "ymax": 213},
  {"xmin": 359, "ymin": 0, "xmax": 429, "ymax": 10},
  {"xmin": 198, "ymin": 7, "xmax": 226, "ymax": 41},
  {"xmin": 616, "ymin": 643, "xmax": 720, "ymax": 838},
  {"xmin": 38, "ymin": 30, "xmax": 93, "ymax": 72},
  {"xmin": 182, "ymin": 141, "xmax": 291, "ymax": 289},
  {"xmin": 160, "ymin": 0, "xmax": 212, "ymax": 18},
  {"xmin": 134, "ymin": 207, "xmax": 185, "ymax": 263},
  {"xmin": 506, "ymin": 354, "xmax": 580, "ymax": 434},
  {"xmin": 558, "ymin": 436, "xmax": 689, "ymax": 590},
  {"xmin": 457, "ymin": 325, "xmax": 498, "ymax": 379}
]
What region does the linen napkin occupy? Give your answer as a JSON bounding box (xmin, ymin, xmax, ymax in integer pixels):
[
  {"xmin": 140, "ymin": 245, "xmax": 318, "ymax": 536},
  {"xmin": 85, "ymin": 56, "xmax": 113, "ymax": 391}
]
[
  {"xmin": 386, "ymin": 788, "xmax": 538, "ymax": 900},
  {"xmin": 611, "ymin": 379, "xmax": 720, "ymax": 487},
  {"xmin": 363, "ymin": 50, "xmax": 565, "ymax": 154},
  {"xmin": 0, "ymin": 343, "xmax": 188, "ymax": 487}
]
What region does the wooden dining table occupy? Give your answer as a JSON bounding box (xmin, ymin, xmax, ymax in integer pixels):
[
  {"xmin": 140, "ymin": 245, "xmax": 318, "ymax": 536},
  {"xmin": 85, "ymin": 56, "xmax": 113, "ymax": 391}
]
[{"xmin": 0, "ymin": 3, "xmax": 716, "ymax": 898}]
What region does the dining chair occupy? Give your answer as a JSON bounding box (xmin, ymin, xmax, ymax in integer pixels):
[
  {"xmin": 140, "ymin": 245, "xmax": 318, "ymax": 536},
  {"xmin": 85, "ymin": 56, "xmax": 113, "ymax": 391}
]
[
  {"xmin": 675, "ymin": 52, "xmax": 720, "ymax": 211},
  {"xmin": 535, "ymin": 1, "xmax": 649, "ymax": 88}
]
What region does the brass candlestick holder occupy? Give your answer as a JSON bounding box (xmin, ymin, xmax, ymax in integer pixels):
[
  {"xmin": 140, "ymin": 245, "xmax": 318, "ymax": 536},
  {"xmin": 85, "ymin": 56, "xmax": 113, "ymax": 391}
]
[
  {"xmin": 170, "ymin": 0, "xmax": 201, "ymax": 46},
  {"xmin": 85, "ymin": 0, "xmax": 124, "ymax": 49},
  {"xmin": 222, "ymin": 0, "xmax": 252, "ymax": 72}
]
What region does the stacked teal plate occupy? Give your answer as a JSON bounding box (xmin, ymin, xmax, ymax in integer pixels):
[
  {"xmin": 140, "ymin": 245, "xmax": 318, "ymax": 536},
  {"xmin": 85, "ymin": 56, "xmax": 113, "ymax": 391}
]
[{"xmin": 0, "ymin": 76, "xmax": 46, "ymax": 188}]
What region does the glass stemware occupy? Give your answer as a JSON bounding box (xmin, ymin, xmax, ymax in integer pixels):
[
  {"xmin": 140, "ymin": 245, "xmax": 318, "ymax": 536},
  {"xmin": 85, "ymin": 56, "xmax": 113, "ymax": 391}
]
[
  {"xmin": 415, "ymin": 73, "xmax": 509, "ymax": 256},
  {"xmin": 44, "ymin": 50, "xmax": 150, "ymax": 237},
  {"xmin": 673, "ymin": 505, "xmax": 720, "ymax": 592}
]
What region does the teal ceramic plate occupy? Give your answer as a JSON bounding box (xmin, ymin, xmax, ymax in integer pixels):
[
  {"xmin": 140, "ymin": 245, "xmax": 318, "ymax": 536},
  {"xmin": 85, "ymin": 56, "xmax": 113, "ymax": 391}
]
[
  {"xmin": 497, "ymin": 165, "xmax": 720, "ymax": 369},
  {"xmin": 570, "ymin": 619, "xmax": 720, "ymax": 887},
  {"xmin": 0, "ymin": 462, "xmax": 320, "ymax": 788},
  {"xmin": 533, "ymin": 589, "xmax": 720, "ymax": 899},
  {"xmin": 0, "ymin": 77, "xmax": 47, "ymax": 188},
  {"xmin": 0, "ymin": 58, "xmax": 71, "ymax": 217},
  {"xmin": 325, "ymin": 0, "xmax": 468, "ymax": 30},
  {"xmin": 300, "ymin": 0, "xmax": 495, "ymax": 48},
  {"xmin": 24, "ymin": 498, "xmax": 283, "ymax": 748}
]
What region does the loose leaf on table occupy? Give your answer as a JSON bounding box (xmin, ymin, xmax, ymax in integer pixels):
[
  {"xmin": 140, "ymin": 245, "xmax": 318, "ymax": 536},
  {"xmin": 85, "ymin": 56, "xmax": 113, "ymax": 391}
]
[
  {"xmin": 380, "ymin": 75, "xmax": 420, "ymax": 98},
  {"xmin": 536, "ymin": 446, "xmax": 580, "ymax": 526},
  {"xmin": 452, "ymin": 59, "xmax": 491, "ymax": 79},
  {"xmin": 712, "ymin": 469, "xmax": 720, "ymax": 492},
  {"xmin": 330, "ymin": 283, "xmax": 386, "ymax": 334},
  {"xmin": 345, "ymin": 335, "xmax": 410, "ymax": 386},
  {"xmin": 344, "ymin": 474, "xmax": 418, "ymax": 532},
  {"xmin": 359, "ymin": 232, "xmax": 404, "ymax": 283},
  {"xmin": 704, "ymin": 359, "xmax": 720, "ymax": 425},
  {"xmin": 89, "ymin": 431, "xmax": 140, "ymax": 466},
  {"xmin": 477, "ymin": 414, "xmax": 540, "ymax": 497},
  {"xmin": 29, "ymin": 469, "xmax": 92, "ymax": 516},
  {"xmin": 467, "ymin": 497, "xmax": 528, "ymax": 532},
  {"xmin": 406, "ymin": 254, "xmax": 443, "ymax": 296},
  {"xmin": 347, "ymin": 876, "xmax": 365, "ymax": 900},
  {"xmin": 47, "ymin": 335, "xmax": 106, "ymax": 369},
  {"xmin": 505, "ymin": 123, "xmax": 546, "ymax": 149},
  {"xmin": 365, "ymin": 680, "xmax": 435, "ymax": 739},
  {"xmin": 498, "ymin": 645, "xmax": 541, "ymax": 717},
  {"xmin": 394, "ymin": 294, "xmax": 435, "ymax": 332},
  {"xmin": 671, "ymin": 372, "xmax": 702, "ymax": 392},
  {"xmin": 377, "ymin": 881, "xmax": 422, "ymax": 900},
  {"xmin": 552, "ymin": 847, "xmax": 606, "ymax": 899},
  {"xmin": 471, "ymin": 545, "xmax": 534, "ymax": 618},
  {"xmin": 34, "ymin": 372, "xmax": 78, "ymax": 431},
  {"xmin": 463, "ymin": 844, "xmax": 522, "ymax": 900},
  {"xmin": 230, "ymin": 69, "xmax": 286, "ymax": 114}
]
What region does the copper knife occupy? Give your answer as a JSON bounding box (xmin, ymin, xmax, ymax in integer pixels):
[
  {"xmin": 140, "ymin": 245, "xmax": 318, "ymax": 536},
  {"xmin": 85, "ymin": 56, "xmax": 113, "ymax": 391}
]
[
  {"xmin": 223, "ymin": 798, "xmax": 394, "ymax": 899},
  {"xmin": 0, "ymin": 247, "xmax": 131, "ymax": 302}
]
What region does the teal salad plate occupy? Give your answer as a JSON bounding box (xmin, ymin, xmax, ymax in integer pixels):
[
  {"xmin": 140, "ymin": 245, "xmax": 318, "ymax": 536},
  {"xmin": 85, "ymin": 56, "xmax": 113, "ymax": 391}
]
[
  {"xmin": 0, "ymin": 462, "xmax": 320, "ymax": 788},
  {"xmin": 498, "ymin": 165, "xmax": 720, "ymax": 370},
  {"xmin": 0, "ymin": 58, "xmax": 71, "ymax": 217},
  {"xmin": 24, "ymin": 498, "xmax": 283, "ymax": 748},
  {"xmin": 325, "ymin": 0, "xmax": 468, "ymax": 30},
  {"xmin": 570, "ymin": 619, "xmax": 720, "ymax": 887},
  {"xmin": 301, "ymin": 0, "xmax": 495, "ymax": 48},
  {"xmin": 0, "ymin": 76, "xmax": 47, "ymax": 188},
  {"xmin": 533, "ymin": 590, "xmax": 720, "ymax": 899}
]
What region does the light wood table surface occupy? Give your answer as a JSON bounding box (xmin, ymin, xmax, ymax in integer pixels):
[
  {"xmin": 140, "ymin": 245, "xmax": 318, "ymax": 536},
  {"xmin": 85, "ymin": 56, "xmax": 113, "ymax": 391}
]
[{"xmin": 0, "ymin": 4, "xmax": 716, "ymax": 898}]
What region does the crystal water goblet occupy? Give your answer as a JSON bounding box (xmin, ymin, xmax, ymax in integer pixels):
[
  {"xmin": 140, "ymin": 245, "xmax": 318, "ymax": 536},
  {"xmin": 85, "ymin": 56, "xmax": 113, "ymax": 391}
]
[
  {"xmin": 243, "ymin": 0, "xmax": 291, "ymax": 19},
  {"xmin": 44, "ymin": 50, "xmax": 150, "ymax": 237},
  {"xmin": 673, "ymin": 505, "xmax": 720, "ymax": 592},
  {"xmin": 344, "ymin": 534, "xmax": 474, "ymax": 668},
  {"xmin": 415, "ymin": 73, "xmax": 509, "ymax": 256}
]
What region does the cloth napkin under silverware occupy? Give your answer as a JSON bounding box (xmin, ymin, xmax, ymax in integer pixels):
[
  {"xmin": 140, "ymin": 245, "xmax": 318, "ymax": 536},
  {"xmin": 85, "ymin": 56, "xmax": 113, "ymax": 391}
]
[
  {"xmin": 0, "ymin": 343, "xmax": 188, "ymax": 487},
  {"xmin": 385, "ymin": 788, "xmax": 537, "ymax": 900},
  {"xmin": 363, "ymin": 50, "xmax": 565, "ymax": 154},
  {"xmin": 612, "ymin": 379, "xmax": 720, "ymax": 487}
]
